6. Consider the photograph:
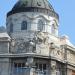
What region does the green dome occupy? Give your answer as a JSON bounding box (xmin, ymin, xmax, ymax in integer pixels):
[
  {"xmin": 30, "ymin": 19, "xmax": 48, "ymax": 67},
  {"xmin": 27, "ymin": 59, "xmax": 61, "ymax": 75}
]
[{"xmin": 7, "ymin": 0, "xmax": 59, "ymax": 19}]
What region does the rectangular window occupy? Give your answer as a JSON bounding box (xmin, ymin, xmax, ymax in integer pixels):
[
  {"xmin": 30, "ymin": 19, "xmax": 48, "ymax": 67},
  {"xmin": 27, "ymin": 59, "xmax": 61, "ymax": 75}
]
[
  {"xmin": 13, "ymin": 63, "xmax": 26, "ymax": 75},
  {"xmin": 39, "ymin": 64, "xmax": 42, "ymax": 71},
  {"xmin": 35, "ymin": 63, "xmax": 47, "ymax": 71},
  {"xmin": 35, "ymin": 63, "xmax": 47, "ymax": 75}
]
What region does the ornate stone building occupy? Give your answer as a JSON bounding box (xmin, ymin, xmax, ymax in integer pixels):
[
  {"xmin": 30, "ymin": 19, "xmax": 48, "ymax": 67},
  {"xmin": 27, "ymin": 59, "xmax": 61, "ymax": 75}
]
[{"xmin": 0, "ymin": 0, "xmax": 75, "ymax": 75}]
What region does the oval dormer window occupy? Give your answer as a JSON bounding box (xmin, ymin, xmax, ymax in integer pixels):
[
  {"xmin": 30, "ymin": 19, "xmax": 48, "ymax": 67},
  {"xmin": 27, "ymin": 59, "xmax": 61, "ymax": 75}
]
[
  {"xmin": 21, "ymin": 21, "xmax": 27, "ymax": 30},
  {"xmin": 38, "ymin": 20, "xmax": 45, "ymax": 31}
]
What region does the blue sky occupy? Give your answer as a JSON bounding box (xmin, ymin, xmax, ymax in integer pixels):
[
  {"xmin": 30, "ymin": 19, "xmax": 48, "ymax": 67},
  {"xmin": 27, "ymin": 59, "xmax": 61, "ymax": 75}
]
[{"xmin": 0, "ymin": 0, "xmax": 75, "ymax": 45}]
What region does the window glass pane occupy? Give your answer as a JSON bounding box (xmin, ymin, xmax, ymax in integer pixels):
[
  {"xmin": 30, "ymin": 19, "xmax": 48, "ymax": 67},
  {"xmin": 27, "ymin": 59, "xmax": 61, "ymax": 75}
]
[
  {"xmin": 38, "ymin": 20, "xmax": 44, "ymax": 31},
  {"xmin": 18, "ymin": 63, "xmax": 21, "ymax": 67},
  {"xmin": 13, "ymin": 63, "xmax": 26, "ymax": 75},
  {"xmin": 35, "ymin": 63, "xmax": 47, "ymax": 71},
  {"xmin": 35, "ymin": 63, "xmax": 38, "ymax": 69},
  {"xmin": 51, "ymin": 24, "xmax": 55, "ymax": 34},
  {"xmin": 10, "ymin": 23, "xmax": 13, "ymax": 32},
  {"xmin": 21, "ymin": 21, "xmax": 27, "ymax": 30},
  {"xmin": 14, "ymin": 63, "xmax": 17, "ymax": 67},
  {"xmin": 43, "ymin": 64, "xmax": 46, "ymax": 70},
  {"xmin": 22, "ymin": 63, "xmax": 25, "ymax": 67},
  {"xmin": 39, "ymin": 64, "xmax": 42, "ymax": 71},
  {"xmin": 14, "ymin": 63, "xmax": 25, "ymax": 68}
]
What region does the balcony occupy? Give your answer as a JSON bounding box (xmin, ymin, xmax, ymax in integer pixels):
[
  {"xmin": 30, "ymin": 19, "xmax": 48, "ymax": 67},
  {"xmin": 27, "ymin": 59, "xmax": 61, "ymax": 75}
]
[
  {"xmin": 10, "ymin": 68, "xmax": 48, "ymax": 75},
  {"xmin": 11, "ymin": 67, "xmax": 30, "ymax": 75}
]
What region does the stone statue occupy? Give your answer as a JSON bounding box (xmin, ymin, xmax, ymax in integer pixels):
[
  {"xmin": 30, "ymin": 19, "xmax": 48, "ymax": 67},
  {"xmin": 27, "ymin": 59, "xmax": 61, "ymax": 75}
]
[{"xmin": 26, "ymin": 39, "xmax": 36, "ymax": 53}]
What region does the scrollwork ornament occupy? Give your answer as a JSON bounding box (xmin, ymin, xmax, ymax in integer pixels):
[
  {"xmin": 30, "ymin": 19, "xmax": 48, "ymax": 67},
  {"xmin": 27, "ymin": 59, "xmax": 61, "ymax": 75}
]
[
  {"xmin": 17, "ymin": 42, "xmax": 25, "ymax": 50},
  {"xmin": 34, "ymin": 32, "xmax": 49, "ymax": 45}
]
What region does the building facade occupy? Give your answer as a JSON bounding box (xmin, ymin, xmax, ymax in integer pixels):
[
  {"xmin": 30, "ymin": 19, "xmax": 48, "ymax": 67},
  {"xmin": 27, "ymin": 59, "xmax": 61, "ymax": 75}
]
[{"xmin": 0, "ymin": 0, "xmax": 75, "ymax": 75}]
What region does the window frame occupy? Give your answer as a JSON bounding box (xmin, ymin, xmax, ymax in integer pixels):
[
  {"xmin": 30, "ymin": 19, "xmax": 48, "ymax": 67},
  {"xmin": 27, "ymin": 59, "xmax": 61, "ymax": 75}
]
[
  {"xmin": 51, "ymin": 24, "xmax": 56, "ymax": 35},
  {"xmin": 37, "ymin": 19, "xmax": 45, "ymax": 31},
  {"xmin": 10, "ymin": 23, "xmax": 13, "ymax": 32},
  {"xmin": 21, "ymin": 21, "xmax": 27, "ymax": 30}
]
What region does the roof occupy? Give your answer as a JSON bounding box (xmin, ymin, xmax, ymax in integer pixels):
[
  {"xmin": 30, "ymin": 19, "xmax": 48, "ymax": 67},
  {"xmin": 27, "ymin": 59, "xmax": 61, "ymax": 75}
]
[
  {"xmin": 13, "ymin": 0, "xmax": 54, "ymax": 11},
  {"xmin": 7, "ymin": 0, "xmax": 59, "ymax": 19},
  {"xmin": 60, "ymin": 35, "xmax": 75, "ymax": 50},
  {"xmin": 0, "ymin": 32, "xmax": 10, "ymax": 39}
]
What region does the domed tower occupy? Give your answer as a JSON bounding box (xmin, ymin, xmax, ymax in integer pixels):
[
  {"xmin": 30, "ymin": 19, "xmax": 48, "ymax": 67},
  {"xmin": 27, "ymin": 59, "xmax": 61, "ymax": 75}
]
[
  {"xmin": 7, "ymin": 0, "xmax": 59, "ymax": 35},
  {"xmin": 6, "ymin": 0, "xmax": 59, "ymax": 53},
  {"xmin": 6, "ymin": 0, "xmax": 66, "ymax": 75}
]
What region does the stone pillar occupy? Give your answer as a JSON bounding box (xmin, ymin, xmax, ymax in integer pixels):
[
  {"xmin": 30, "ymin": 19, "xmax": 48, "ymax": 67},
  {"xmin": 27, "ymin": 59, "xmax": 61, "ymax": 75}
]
[
  {"xmin": 0, "ymin": 58, "xmax": 10, "ymax": 75},
  {"xmin": 30, "ymin": 67, "xmax": 35, "ymax": 75},
  {"xmin": 67, "ymin": 68, "xmax": 72, "ymax": 75},
  {"xmin": 26, "ymin": 57, "xmax": 35, "ymax": 75},
  {"xmin": 51, "ymin": 60, "xmax": 56, "ymax": 75}
]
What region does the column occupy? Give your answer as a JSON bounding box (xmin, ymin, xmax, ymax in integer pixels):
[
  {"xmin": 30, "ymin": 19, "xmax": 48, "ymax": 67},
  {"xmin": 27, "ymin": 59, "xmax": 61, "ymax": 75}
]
[
  {"xmin": 0, "ymin": 58, "xmax": 10, "ymax": 75},
  {"xmin": 51, "ymin": 60, "xmax": 56, "ymax": 75},
  {"xmin": 26, "ymin": 57, "xmax": 35, "ymax": 75}
]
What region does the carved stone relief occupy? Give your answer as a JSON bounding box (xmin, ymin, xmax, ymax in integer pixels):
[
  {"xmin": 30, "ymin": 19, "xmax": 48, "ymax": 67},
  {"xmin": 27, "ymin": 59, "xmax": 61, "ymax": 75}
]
[
  {"xmin": 34, "ymin": 32, "xmax": 49, "ymax": 45},
  {"xmin": 10, "ymin": 37, "xmax": 36, "ymax": 53},
  {"xmin": 10, "ymin": 31, "xmax": 65, "ymax": 59},
  {"xmin": 49, "ymin": 42, "xmax": 65, "ymax": 59},
  {"xmin": 51, "ymin": 61, "xmax": 56, "ymax": 72},
  {"xmin": 25, "ymin": 39, "xmax": 36, "ymax": 53}
]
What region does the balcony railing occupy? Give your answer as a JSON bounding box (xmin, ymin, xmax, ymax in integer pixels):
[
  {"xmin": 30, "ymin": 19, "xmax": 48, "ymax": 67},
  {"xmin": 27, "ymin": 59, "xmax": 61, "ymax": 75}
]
[
  {"xmin": 10, "ymin": 68, "xmax": 48, "ymax": 75},
  {"xmin": 10, "ymin": 67, "xmax": 30, "ymax": 75}
]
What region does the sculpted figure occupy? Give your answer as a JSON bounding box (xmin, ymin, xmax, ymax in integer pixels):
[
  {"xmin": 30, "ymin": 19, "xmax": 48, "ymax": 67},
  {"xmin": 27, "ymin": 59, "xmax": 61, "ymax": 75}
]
[
  {"xmin": 26, "ymin": 39, "xmax": 36, "ymax": 53},
  {"xmin": 34, "ymin": 32, "xmax": 49, "ymax": 45}
]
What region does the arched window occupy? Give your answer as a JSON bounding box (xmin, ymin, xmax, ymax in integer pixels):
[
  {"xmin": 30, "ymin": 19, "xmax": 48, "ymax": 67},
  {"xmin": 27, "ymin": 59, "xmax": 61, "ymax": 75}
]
[
  {"xmin": 38, "ymin": 20, "xmax": 45, "ymax": 31},
  {"xmin": 10, "ymin": 23, "xmax": 13, "ymax": 32},
  {"xmin": 51, "ymin": 24, "xmax": 56, "ymax": 34},
  {"xmin": 21, "ymin": 21, "xmax": 27, "ymax": 30}
]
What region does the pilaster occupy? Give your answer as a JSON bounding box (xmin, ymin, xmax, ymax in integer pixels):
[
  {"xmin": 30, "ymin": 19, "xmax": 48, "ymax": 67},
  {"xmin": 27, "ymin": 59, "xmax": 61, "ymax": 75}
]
[
  {"xmin": 0, "ymin": 58, "xmax": 10, "ymax": 75},
  {"xmin": 51, "ymin": 60, "xmax": 56, "ymax": 75},
  {"xmin": 26, "ymin": 57, "xmax": 35, "ymax": 75}
]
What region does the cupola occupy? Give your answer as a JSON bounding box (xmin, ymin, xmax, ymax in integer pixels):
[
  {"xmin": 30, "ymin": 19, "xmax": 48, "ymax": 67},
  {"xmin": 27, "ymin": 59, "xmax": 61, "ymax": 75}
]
[{"xmin": 7, "ymin": 0, "xmax": 58, "ymax": 19}]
